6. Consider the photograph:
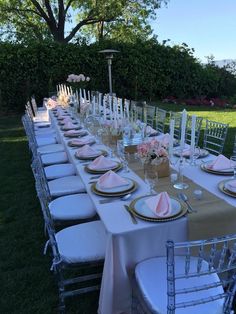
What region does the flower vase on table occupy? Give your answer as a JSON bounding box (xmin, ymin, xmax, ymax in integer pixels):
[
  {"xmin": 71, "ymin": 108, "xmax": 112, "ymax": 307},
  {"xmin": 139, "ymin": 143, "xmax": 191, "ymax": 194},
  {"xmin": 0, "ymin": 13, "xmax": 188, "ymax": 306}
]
[{"xmin": 137, "ymin": 139, "xmax": 170, "ymax": 178}]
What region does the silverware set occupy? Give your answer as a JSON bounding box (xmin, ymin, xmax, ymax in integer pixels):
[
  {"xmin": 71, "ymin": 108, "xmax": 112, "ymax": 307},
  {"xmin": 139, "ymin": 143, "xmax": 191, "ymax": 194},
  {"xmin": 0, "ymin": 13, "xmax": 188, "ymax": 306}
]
[{"xmin": 177, "ymin": 193, "xmax": 197, "ymax": 213}]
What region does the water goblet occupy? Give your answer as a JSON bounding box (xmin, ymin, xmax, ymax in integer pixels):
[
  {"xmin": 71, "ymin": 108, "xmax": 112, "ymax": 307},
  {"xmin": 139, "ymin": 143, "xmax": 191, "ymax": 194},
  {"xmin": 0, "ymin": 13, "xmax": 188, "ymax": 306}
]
[
  {"xmin": 144, "ymin": 166, "xmax": 158, "ymax": 195},
  {"xmin": 230, "ymin": 156, "xmax": 236, "ymax": 179},
  {"xmin": 173, "ymin": 155, "xmax": 189, "ymax": 190},
  {"xmin": 190, "ymin": 146, "xmax": 201, "ymax": 166}
]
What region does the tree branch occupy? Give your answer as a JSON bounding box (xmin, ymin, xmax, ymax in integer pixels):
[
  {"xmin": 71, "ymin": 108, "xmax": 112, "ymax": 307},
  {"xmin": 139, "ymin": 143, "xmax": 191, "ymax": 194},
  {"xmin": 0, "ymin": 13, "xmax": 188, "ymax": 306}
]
[
  {"xmin": 30, "ymin": 0, "xmax": 49, "ymax": 22},
  {"xmin": 44, "ymin": 0, "xmax": 57, "ymax": 28},
  {"xmin": 65, "ymin": 16, "xmax": 116, "ymax": 42},
  {"xmin": 65, "ymin": 0, "xmax": 75, "ymax": 14}
]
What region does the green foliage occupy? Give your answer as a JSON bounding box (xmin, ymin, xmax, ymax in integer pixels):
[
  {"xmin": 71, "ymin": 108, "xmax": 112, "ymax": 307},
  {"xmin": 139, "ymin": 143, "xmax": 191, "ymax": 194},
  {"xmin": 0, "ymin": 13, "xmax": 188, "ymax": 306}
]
[
  {"xmin": 0, "ymin": 0, "xmax": 167, "ymax": 43},
  {"xmin": 1, "ymin": 39, "xmax": 236, "ymax": 113}
]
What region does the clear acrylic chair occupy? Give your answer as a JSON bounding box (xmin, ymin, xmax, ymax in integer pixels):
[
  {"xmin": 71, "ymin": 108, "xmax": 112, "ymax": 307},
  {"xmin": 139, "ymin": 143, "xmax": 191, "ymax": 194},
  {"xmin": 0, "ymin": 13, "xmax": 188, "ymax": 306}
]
[
  {"xmin": 131, "ymin": 100, "xmax": 143, "ymax": 121},
  {"xmin": 185, "ymin": 115, "xmax": 203, "ymax": 146},
  {"xmin": 169, "ymin": 112, "xmax": 182, "ymax": 141},
  {"xmin": 143, "ymin": 105, "xmax": 156, "ymax": 127},
  {"xmin": 203, "ymin": 120, "xmax": 229, "ymax": 155},
  {"xmin": 155, "ymin": 108, "xmax": 167, "ymax": 134},
  {"xmin": 232, "ymin": 135, "xmax": 236, "ymax": 156},
  {"xmin": 38, "ymin": 192, "xmax": 106, "ymax": 313},
  {"xmin": 133, "ymin": 234, "xmax": 236, "ymax": 314}
]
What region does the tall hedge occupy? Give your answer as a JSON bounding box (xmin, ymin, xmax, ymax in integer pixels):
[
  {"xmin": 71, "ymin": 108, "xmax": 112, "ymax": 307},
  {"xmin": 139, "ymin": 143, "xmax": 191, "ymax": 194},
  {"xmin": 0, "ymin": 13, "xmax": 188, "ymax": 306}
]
[{"xmin": 0, "ymin": 39, "xmax": 236, "ymax": 113}]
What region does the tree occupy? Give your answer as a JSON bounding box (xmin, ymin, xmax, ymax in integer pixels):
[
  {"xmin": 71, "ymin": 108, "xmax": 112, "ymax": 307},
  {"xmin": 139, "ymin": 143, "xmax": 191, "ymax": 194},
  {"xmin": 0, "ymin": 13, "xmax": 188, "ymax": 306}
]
[{"xmin": 0, "ymin": 0, "xmax": 168, "ymax": 43}]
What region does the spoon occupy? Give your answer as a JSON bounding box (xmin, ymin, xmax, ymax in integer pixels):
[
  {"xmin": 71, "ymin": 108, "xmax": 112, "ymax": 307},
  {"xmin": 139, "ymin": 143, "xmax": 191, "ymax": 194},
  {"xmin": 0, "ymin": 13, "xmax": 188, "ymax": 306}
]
[
  {"xmin": 178, "ymin": 193, "xmax": 197, "ymax": 213},
  {"xmin": 99, "ymin": 193, "xmax": 132, "ymax": 204}
]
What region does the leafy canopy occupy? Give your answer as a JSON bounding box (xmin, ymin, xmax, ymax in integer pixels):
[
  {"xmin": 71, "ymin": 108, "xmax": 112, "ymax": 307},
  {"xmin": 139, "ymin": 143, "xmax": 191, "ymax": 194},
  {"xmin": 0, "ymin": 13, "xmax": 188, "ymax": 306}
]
[{"xmin": 0, "ymin": 0, "xmax": 168, "ymax": 43}]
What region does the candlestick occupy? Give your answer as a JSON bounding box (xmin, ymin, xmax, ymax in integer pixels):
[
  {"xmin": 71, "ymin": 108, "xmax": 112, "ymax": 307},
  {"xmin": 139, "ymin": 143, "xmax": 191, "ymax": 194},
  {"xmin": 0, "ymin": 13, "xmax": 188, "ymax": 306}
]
[
  {"xmin": 169, "ymin": 119, "xmax": 175, "ymax": 158},
  {"xmin": 180, "ymin": 109, "xmax": 187, "ymax": 150},
  {"xmin": 190, "ymin": 115, "xmax": 196, "ymax": 152}
]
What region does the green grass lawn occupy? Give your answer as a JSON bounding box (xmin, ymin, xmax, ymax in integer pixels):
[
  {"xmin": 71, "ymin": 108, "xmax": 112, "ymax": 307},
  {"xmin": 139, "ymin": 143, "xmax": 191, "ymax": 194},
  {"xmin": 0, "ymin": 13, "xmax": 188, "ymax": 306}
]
[
  {"xmin": 0, "ymin": 115, "xmax": 99, "ymax": 314},
  {"xmin": 155, "ymin": 101, "xmax": 236, "ymax": 157},
  {"xmin": 1, "ymin": 107, "xmax": 236, "ymax": 313}
]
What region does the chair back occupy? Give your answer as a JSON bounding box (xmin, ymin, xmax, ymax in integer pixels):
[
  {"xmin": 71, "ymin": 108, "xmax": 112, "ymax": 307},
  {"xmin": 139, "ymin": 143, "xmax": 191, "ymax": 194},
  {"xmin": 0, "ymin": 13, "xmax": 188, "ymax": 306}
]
[
  {"xmin": 156, "ymin": 108, "xmax": 167, "ymax": 134},
  {"xmin": 233, "ymin": 135, "xmax": 236, "ymax": 156},
  {"xmin": 185, "ymin": 115, "xmax": 203, "ymax": 146},
  {"xmin": 130, "ymin": 100, "xmax": 143, "ymax": 121},
  {"xmin": 144, "ymin": 105, "xmax": 156, "ymax": 127},
  {"xmin": 203, "ymin": 120, "xmax": 228, "ymax": 155},
  {"xmin": 170, "ymin": 112, "xmax": 182, "ymax": 140},
  {"xmin": 166, "ymin": 234, "xmax": 236, "ymax": 313},
  {"xmin": 31, "ymin": 97, "xmax": 38, "ymax": 116}
]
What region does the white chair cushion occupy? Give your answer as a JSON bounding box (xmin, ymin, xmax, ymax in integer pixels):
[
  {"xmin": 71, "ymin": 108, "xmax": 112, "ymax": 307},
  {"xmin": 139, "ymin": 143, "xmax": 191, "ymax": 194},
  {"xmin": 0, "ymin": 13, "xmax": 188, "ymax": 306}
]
[
  {"xmin": 56, "ymin": 221, "xmax": 106, "ymax": 264},
  {"xmin": 135, "ymin": 257, "xmax": 224, "ymax": 314},
  {"xmin": 48, "ymin": 176, "xmax": 86, "ymax": 197},
  {"xmin": 49, "ymin": 194, "xmax": 96, "ymax": 220},
  {"xmin": 37, "ymin": 144, "xmax": 65, "ymax": 155},
  {"xmin": 34, "ymin": 123, "xmax": 51, "ymax": 129},
  {"xmin": 35, "ymin": 128, "xmax": 56, "ymax": 136},
  {"xmin": 45, "ymin": 164, "xmax": 76, "ymax": 180},
  {"xmin": 36, "ymin": 136, "xmax": 57, "ymax": 147},
  {"xmin": 41, "ymin": 152, "xmax": 68, "ymax": 165}
]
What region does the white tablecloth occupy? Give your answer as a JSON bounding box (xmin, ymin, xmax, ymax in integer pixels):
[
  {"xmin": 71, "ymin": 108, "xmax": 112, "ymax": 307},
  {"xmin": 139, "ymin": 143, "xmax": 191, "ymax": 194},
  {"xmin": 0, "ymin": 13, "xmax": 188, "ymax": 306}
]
[{"xmin": 49, "ymin": 111, "xmax": 187, "ymax": 314}]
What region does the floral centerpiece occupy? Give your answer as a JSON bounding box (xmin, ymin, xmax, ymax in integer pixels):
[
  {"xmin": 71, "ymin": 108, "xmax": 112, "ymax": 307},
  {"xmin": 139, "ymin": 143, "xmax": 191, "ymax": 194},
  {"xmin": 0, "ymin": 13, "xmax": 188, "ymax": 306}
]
[
  {"xmin": 137, "ymin": 139, "xmax": 170, "ymax": 178},
  {"xmin": 67, "ymin": 73, "xmax": 90, "ymax": 84},
  {"xmin": 66, "ymin": 73, "xmax": 91, "ymax": 115}
]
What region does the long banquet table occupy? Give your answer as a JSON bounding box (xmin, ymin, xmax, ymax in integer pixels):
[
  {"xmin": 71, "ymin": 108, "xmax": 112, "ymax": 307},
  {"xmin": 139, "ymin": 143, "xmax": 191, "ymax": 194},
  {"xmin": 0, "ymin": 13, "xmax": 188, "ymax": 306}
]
[{"xmin": 49, "ymin": 109, "xmax": 236, "ymax": 314}]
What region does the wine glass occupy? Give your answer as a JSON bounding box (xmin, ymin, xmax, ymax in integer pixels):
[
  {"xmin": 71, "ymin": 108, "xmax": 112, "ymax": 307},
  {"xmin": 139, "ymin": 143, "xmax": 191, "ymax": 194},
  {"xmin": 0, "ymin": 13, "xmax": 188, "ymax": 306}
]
[
  {"xmin": 190, "ymin": 146, "xmax": 201, "ymax": 166},
  {"xmin": 230, "ymin": 156, "xmax": 236, "ymax": 179},
  {"xmin": 144, "ymin": 165, "xmax": 158, "ymax": 195}
]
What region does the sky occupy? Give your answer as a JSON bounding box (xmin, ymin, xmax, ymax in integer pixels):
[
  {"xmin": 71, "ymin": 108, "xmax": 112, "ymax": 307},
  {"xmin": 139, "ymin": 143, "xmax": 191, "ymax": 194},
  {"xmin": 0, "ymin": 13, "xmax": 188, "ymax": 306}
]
[{"xmin": 151, "ymin": 0, "xmax": 236, "ymax": 62}]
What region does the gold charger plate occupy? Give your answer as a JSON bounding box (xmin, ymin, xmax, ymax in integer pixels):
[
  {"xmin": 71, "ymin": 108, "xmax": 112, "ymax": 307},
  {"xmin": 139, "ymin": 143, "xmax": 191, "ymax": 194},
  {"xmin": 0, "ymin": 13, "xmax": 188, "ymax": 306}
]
[
  {"xmin": 200, "ymin": 163, "xmax": 233, "ymax": 176},
  {"xmin": 84, "ymin": 161, "xmax": 122, "ymax": 174},
  {"xmin": 218, "ymin": 179, "xmax": 236, "ymax": 198},
  {"xmin": 64, "ymin": 130, "xmax": 87, "ymax": 138},
  {"xmin": 74, "ymin": 150, "xmax": 108, "ymax": 160},
  {"xmin": 91, "ymin": 179, "xmax": 137, "ymax": 197},
  {"xmin": 61, "ymin": 126, "xmax": 81, "ymax": 131},
  {"xmin": 129, "ymin": 195, "xmax": 187, "ymax": 222},
  {"xmin": 174, "ymin": 149, "xmax": 209, "ymax": 159},
  {"xmin": 58, "ymin": 120, "xmax": 78, "ymax": 126},
  {"xmin": 67, "ymin": 139, "xmax": 96, "ymax": 147}
]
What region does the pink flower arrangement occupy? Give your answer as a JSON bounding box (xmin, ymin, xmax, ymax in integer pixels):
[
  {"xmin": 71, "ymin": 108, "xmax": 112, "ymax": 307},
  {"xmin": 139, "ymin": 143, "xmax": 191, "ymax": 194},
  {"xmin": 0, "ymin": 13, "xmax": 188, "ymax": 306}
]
[{"xmin": 137, "ymin": 139, "xmax": 168, "ymax": 160}]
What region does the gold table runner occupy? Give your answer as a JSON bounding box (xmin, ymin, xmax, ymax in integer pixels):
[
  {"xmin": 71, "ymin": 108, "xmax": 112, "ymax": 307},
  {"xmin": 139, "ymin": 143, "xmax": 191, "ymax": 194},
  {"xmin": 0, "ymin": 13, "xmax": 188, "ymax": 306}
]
[{"xmin": 128, "ymin": 158, "xmax": 236, "ymax": 240}]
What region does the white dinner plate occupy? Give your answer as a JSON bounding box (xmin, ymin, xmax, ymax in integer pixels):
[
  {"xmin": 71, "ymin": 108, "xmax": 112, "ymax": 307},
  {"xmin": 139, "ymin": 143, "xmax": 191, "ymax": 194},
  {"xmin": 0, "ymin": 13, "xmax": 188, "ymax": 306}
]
[
  {"xmin": 132, "ymin": 195, "xmax": 182, "ymax": 219},
  {"xmin": 87, "ymin": 160, "xmax": 119, "ymax": 171},
  {"xmin": 95, "ymin": 177, "xmax": 134, "ymax": 193},
  {"xmin": 202, "ymin": 160, "xmax": 233, "ymax": 174}
]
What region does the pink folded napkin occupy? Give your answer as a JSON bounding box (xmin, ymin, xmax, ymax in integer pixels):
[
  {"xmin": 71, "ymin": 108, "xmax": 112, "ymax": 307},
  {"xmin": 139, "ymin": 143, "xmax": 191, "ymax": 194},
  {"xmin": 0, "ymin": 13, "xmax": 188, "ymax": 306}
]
[
  {"xmin": 64, "ymin": 129, "xmax": 85, "ymax": 136},
  {"xmin": 62, "ymin": 117, "xmax": 73, "ymax": 124},
  {"xmin": 225, "ymin": 180, "xmax": 236, "ymax": 192},
  {"xmin": 70, "ymin": 136, "xmax": 94, "ymax": 146},
  {"xmin": 76, "ymin": 145, "xmax": 100, "ymax": 157},
  {"xmin": 181, "ymin": 148, "xmax": 191, "ymax": 157},
  {"xmin": 89, "ymin": 155, "xmax": 117, "ymax": 170},
  {"xmin": 146, "ymin": 125, "xmax": 158, "ymax": 136},
  {"xmin": 47, "ymin": 98, "xmax": 57, "ymax": 108},
  {"xmin": 98, "ymin": 170, "xmax": 129, "ymax": 189},
  {"xmin": 63, "ymin": 121, "xmax": 78, "ymax": 129},
  {"xmin": 156, "ymin": 133, "xmax": 170, "ymax": 146},
  {"xmin": 145, "ymin": 192, "xmax": 172, "ymax": 217},
  {"xmin": 207, "ymin": 154, "xmax": 231, "ymax": 171}
]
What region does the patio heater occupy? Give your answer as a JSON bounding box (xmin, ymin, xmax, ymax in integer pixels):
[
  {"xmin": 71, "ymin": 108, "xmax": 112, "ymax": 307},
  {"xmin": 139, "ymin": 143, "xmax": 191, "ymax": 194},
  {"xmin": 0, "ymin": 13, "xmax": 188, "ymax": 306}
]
[{"xmin": 99, "ymin": 49, "xmax": 119, "ymax": 96}]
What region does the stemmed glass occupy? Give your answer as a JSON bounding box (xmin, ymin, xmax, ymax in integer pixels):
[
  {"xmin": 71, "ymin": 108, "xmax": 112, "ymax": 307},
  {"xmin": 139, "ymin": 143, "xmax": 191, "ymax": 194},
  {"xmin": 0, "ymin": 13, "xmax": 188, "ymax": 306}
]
[
  {"xmin": 190, "ymin": 146, "xmax": 201, "ymax": 166},
  {"xmin": 144, "ymin": 165, "xmax": 158, "ymax": 195},
  {"xmin": 230, "ymin": 156, "xmax": 236, "ymax": 179},
  {"xmin": 173, "ymin": 152, "xmax": 189, "ymax": 190},
  {"xmin": 117, "ymin": 140, "xmax": 129, "ymax": 172}
]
